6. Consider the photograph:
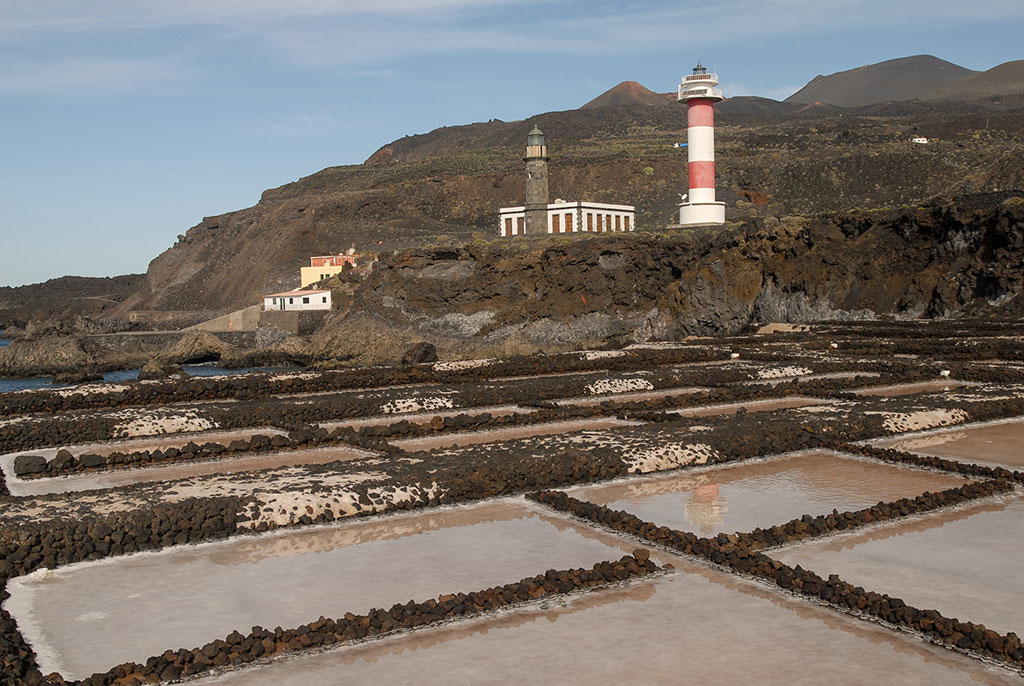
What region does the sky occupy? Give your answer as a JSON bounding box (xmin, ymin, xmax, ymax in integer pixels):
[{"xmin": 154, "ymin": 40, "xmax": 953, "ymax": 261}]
[{"xmin": 1, "ymin": 0, "xmax": 1022, "ymax": 287}]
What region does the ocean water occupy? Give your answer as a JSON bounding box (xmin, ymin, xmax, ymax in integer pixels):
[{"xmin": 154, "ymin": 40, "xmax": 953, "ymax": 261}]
[{"xmin": 0, "ymin": 365, "xmax": 300, "ymax": 394}]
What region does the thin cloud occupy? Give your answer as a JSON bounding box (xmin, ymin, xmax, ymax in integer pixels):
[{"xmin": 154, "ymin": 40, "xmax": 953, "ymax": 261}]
[
  {"xmin": 2, "ymin": 0, "xmax": 1022, "ymax": 93},
  {"xmin": 0, "ymin": 56, "xmax": 190, "ymax": 94},
  {"xmin": 259, "ymin": 113, "xmax": 347, "ymax": 138}
]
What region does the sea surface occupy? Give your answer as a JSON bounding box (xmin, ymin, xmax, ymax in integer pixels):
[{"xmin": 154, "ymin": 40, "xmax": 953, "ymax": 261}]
[{"xmin": 0, "ymin": 364, "xmax": 300, "ymax": 394}]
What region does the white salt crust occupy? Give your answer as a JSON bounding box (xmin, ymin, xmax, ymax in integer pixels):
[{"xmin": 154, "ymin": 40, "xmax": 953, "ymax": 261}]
[{"xmin": 585, "ymin": 378, "xmax": 655, "ymax": 396}]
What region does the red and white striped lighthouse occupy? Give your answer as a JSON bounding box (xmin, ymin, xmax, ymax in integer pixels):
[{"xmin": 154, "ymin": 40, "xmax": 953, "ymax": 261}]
[{"xmin": 677, "ymin": 63, "xmax": 725, "ymax": 225}]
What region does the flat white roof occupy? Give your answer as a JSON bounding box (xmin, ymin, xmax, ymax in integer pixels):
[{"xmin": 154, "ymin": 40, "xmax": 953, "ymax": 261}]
[
  {"xmin": 499, "ymin": 201, "xmax": 635, "ymax": 213},
  {"xmin": 265, "ymin": 289, "xmax": 331, "ymax": 298}
]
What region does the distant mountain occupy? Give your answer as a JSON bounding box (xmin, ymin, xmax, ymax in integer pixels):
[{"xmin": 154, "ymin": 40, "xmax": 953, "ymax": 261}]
[
  {"xmin": 786, "ymin": 55, "xmax": 976, "ymax": 107},
  {"xmin": 926, "ymin": 60, "xmax": 1024, "ymax": 101},
  {"xmin": 716, "ymin": 96, "xmax": 800, "ymax": 116},
  {"xmin": 581, "ymin": 81, "xmax": 673, "ymax": 109}
]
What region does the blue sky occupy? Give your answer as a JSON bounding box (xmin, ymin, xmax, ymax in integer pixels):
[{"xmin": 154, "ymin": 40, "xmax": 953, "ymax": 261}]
[{"xmin": 1, "ymin": 0, "xmax": 1022, "ymax": 287}]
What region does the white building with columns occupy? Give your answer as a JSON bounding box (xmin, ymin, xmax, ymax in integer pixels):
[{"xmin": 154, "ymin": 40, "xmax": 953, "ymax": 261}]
[
  {"xmin": 499, "ymin": 201, "xmax": 635, "ymax": 236},
  {"xmin": 499, "ymin": 126, "xmax": 636, "ymax": 237}
]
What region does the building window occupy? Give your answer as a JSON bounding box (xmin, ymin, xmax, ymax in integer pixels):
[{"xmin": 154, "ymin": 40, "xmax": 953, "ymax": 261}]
[
  {"xmin": 587, "ymin": 213, "xmax": 593, "ymax": 231},
  {"xmin": 552, "ymin": 214, "xmax": 560, "ymax": 233},
  {"xmin": 505, "ymin": 217, "xmax": 512, "ymax": 235},
  {"xmin": 302, "ymin": 297, "xmax": 310, "ymax": 304},
  {"xmin": 289, "ymin": 298, "xmax": 294, "ymax": 304},
  {"xmin": 517, "ymin": 217, "xmax": 524, "ymax": 234},
  {"xmin": 624, "ymin": 216, "xmax": 631, "ymax": 231},
  {"xmin": 565, "ymin": 213, "xmax": 573, "ymax": 232},
  {"xmin": 322, "ymin": 297, "xmax": 327, "ymax": 303},
  {"xmin": 272, "ymin": 298, "xmax": 277, "ymax": 305},
  {"xmin": 615, "ymin": 216, "xmax": 621, "ymax": 231}
]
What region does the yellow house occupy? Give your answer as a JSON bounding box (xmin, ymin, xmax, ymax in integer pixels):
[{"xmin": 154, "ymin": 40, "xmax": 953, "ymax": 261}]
[{"xmin": 299, "ymin": 254, "xmax": 359, "ymax": 288}]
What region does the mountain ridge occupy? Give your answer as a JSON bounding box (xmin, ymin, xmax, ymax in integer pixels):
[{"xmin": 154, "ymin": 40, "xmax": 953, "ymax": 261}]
[{"xmin": 786, "ymin": 55, "xmax": 976, "ymax": 107}]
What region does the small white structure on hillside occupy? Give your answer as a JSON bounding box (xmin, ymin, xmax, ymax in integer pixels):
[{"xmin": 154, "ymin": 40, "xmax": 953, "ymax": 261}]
[
  {"xmin": 911, "ymin": 136, "xmax": 929, "ymax": 144},
  {"xmin": 263, "ymin": 289, "xmax": 332, "ymax": 311},
  {"xmin": 499, "ymin": 201, "xmax": 635, "ymax": 236}
]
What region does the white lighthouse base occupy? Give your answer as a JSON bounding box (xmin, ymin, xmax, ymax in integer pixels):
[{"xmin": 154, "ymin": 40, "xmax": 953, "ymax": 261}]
[{"xmin": 678, "ymin": 201, "xmax": 725, "ymax": 226}]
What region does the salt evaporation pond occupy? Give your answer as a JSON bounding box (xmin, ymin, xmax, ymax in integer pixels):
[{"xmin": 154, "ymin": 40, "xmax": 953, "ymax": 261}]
[
  {"xmin": 871, "ymin": 418, "xmax": 1024, "ymax": 469},
  {"xmin": 194, "ymin": 556, "xmax": 1019, "ymax": 686},
  {"xmin": 4, "ymin": 445, "xmax": 375, "ymax": 496},
  {"xmin": 391, "ymin": 418, "xmax": 643, "ymax": 452},
  {"xmin": 319, "ymin": 404, "xmax": 534, "ymax": 431},
  {"xmin": 566, "ymin": 451, "xmax": 966, "ymax": 536},
  {"xmin": 555, "ymin": 387, "xmax": 706, "ymax": 407},
  {"xmin": 853, "ymin": 380, "xmax": 963, "ymax": 397},
  {"xmin": 3, "ymin": 499, "xmax": 640, "ymax": 680},
  {"xmin": 669, "ymin": 396, "xmax": 831, "ymax": 418},
  {"xmin": 774, "ymin": 493, "xmax": 1024, "ymax": 637},
  {"xmin": 0, "ymin": 365, "xmax": 300, "ymax": 393},
  {"xmin": 3, "ymin": 428, "xmax": 289, "ymax": 463}
]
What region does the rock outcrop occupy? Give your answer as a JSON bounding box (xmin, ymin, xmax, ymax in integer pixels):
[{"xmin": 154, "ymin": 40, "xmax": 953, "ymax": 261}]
[{"xmin": 302, "ymin": 193, "xmax": 1024, "ymax": 365}]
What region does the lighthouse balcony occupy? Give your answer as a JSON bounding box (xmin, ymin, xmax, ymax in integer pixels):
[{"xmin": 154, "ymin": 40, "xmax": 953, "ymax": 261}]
[{"xmin": 678, "ymin": 85, "xmax": 724, "ymax": 101}]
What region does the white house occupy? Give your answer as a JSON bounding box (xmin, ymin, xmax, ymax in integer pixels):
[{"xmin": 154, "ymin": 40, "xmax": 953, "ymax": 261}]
[
  {"xmin": 499, "ymin": 201, "xmax": 635, "ymax": 237},
  {"xmin": 263, "ymin": 289, "xmax": 332, "ymax": 311}
]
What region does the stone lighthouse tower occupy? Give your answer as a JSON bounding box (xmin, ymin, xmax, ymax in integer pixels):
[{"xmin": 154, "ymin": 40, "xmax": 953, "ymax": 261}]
[
  {"xmin": 524, "ymin": 125, "xmax": 550, "ymax": 235},
  {"xmin": 677, "ymin": 63, "xmax": 726, "ymax": 226}
]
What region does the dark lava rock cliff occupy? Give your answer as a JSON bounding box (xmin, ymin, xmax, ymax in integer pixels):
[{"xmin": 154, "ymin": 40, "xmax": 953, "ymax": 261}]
[
  {"xmin": 111, "ymin": 96, "xmax": 1024, "ymax": 316},
  {"xmin": 305, "ymin": 193, "xmax": 1024, "ymax": 364}
]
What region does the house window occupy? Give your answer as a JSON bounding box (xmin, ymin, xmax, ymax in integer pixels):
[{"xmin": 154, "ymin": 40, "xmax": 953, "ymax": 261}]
[
  {"xmin": 322, "ymin": 297, "xmax": 327, "ymax": 303},
  {"xmin": 272, "ymin": 298, "xmax": 277, "ymax": 305},
  {"xmin": 302, "ymin": 297, "xmax": 310, "ymax": 304},
  {"xmin": 289, "ymin": 298, "xmax": 294, "ymax": 304}
]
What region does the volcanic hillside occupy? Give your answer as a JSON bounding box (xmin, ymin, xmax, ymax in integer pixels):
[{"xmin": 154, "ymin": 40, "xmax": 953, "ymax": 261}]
[
  {"xmin": 926, "ymin": 60, "xmax": 1024, "ymax": 100},
  {"xmin": 786, "ymin": 55, "xmax": 976, "ymax": 106},
  {"xmin": 580, "ymin": 81, "xmax": 673, "ymax": 109},
  {"xmin": 0, "ymin": 55, "xmax": 993, "ymax": 321}
]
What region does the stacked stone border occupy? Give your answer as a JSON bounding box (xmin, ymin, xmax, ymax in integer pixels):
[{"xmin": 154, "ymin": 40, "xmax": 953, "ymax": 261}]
[
  {"xmin": 527, "ymin": 484, "xmax": 1024, "ymax": 671},
  {"xmin": 3, "ymin": 361, "xmax": 987, "ymax": 461},
  {"xmin": 1, "ymin": 344, "xmax": 1022, "ymax": 683},
  {"xmin": 0, "ymin": 347, "xmax": 730, "ymax": 416}
]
